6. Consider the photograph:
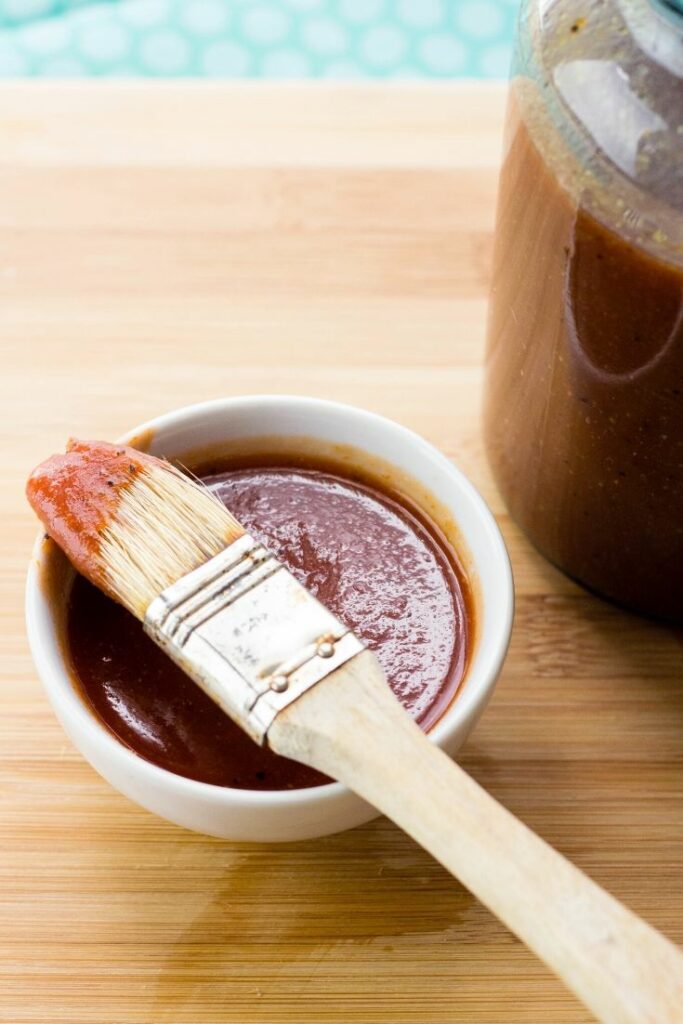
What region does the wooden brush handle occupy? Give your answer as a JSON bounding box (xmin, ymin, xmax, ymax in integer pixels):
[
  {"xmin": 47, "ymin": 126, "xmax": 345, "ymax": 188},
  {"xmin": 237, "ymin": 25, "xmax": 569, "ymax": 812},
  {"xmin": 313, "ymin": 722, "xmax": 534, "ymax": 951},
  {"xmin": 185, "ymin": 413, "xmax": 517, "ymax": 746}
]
[{"xmin": 269, "ymin": 650, "xmax": 683, "ymax": 1024}]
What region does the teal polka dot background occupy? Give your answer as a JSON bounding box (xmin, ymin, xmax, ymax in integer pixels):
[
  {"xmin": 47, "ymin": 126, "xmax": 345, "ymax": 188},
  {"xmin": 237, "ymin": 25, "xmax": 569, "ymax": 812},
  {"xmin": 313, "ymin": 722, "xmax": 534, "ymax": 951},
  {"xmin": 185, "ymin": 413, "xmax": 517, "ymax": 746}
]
[{"xmin": 0, "ymin": 0, "xmax": 517, "ymax": 78}]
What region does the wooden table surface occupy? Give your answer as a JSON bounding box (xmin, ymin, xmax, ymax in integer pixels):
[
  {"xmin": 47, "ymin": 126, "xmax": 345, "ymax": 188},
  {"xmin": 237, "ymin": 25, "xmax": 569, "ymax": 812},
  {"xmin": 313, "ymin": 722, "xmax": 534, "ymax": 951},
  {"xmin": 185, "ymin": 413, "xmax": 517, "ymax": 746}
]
[{"xmin": 1, "ymin": 83, "xmax": 681, "ymax": 1024}]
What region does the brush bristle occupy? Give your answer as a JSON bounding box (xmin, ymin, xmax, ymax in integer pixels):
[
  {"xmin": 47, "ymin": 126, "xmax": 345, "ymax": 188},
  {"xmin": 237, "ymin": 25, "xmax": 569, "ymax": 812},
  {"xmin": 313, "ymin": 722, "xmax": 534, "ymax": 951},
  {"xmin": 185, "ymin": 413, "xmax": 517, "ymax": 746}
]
[{"xmin": 102, "ymin": 461, "xmax": 244, "ymax": 620}]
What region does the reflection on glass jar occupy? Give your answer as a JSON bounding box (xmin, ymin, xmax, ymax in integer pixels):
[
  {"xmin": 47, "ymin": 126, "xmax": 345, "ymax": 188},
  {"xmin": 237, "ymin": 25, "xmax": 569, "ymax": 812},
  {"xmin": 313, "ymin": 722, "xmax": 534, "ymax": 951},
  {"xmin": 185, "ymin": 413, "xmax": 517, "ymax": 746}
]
[{"xmin": 484, "ymin": 0, "xmax": 683, "ymax": 621}]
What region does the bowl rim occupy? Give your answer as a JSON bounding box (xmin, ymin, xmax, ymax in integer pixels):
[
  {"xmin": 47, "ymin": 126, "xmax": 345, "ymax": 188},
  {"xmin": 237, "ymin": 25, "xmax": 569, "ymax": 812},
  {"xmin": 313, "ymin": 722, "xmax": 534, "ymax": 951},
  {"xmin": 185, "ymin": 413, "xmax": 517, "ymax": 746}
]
[{"xmin": 25, "ymin": 394, "xmax": 514, "ymax": 811}]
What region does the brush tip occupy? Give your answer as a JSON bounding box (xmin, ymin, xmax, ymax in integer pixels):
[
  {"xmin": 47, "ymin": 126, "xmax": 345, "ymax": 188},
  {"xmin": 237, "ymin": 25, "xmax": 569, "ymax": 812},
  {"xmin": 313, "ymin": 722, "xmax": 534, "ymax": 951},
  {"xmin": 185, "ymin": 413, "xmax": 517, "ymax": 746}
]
[
  {"xmin": 27, "ymin": 438, "xmax": 245, "ymax": 619},
  {"xmin": 27, "ymin": 440, "xmax": 149, "ymax": 592}
]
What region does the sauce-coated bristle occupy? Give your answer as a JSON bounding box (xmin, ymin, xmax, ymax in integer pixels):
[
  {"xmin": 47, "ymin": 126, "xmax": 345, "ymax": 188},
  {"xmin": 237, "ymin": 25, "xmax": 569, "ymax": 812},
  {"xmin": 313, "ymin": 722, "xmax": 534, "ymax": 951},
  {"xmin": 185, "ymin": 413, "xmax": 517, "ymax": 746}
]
[
  {"xmin": 27, "ymin": 440, "xmax": 244, "ymax": 620},
  {"xmin": 102, "ymin": 461, "xmax": 244, "ymax": 619}
]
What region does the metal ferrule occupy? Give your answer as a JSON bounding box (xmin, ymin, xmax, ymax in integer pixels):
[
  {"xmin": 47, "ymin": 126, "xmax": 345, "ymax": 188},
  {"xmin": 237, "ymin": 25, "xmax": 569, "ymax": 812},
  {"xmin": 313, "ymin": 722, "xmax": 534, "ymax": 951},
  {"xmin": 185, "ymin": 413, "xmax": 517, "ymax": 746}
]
[{"xmin": 144, "ymin": 534, "xmax": 365, "ymax": 744}]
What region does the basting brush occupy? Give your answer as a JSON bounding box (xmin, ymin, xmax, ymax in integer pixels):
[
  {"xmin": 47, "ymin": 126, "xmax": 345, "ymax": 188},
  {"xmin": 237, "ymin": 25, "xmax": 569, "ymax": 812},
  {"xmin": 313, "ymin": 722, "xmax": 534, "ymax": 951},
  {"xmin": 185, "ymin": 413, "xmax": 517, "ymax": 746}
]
[{"xmin": 27, "ymin": 439, "xmax": 683, "ymax": 1024}]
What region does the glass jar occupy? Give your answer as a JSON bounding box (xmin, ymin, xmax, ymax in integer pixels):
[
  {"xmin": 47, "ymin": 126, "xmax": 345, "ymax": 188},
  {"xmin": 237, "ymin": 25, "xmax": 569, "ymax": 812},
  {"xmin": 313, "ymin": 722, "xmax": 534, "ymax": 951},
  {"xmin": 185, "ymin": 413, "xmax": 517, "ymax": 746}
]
[{"xmin": 484, "ymin": 0, "xmax": 683, "ymax": 622}]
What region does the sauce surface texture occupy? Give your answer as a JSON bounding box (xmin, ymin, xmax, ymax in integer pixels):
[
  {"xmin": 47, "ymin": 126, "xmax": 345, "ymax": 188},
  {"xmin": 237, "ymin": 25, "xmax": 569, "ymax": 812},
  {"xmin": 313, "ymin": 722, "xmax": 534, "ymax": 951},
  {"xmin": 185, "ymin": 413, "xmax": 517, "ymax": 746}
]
[{"xmin": 68, "ymin": 459, "xmax": 471, "ymax": 790}]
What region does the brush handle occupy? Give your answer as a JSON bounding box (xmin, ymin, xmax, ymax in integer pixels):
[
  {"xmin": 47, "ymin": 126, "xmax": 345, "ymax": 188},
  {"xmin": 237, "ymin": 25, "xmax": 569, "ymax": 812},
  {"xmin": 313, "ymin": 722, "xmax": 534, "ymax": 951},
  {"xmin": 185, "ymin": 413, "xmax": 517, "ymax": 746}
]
[{"xmin": 269, "ymin": 650, "xmax": 683, "ymax": 1024}]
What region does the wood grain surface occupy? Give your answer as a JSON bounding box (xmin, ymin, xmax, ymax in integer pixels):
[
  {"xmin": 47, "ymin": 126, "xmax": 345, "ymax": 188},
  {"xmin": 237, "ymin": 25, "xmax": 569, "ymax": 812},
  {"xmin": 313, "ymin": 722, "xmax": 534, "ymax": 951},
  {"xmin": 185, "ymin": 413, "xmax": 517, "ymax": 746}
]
[{"xmin": 1, "ymin": 82, "xmax": 681, "ymax": 1024}]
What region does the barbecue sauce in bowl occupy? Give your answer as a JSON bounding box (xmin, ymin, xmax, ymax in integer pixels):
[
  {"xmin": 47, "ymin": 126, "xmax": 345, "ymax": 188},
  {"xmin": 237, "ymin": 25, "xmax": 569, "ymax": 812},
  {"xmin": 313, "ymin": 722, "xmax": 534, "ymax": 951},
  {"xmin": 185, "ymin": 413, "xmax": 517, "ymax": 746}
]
[{"xmin": 67, "ymin": 454, "xmax": 472, "ymax": 791}]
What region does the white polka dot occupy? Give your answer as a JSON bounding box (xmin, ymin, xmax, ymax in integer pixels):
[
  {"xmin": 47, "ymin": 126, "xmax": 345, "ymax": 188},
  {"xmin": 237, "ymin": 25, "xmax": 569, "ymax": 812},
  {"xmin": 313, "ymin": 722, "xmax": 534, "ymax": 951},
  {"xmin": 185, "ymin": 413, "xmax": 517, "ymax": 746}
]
[
  {"xmin": 302, "ymin": 17, "xmax": 347, "ymax": 56},
  {"xmin": 339, "ymin": 0, "xmax": 385, "ymax": 25},
  {"xmin": 79, "ymin": 23, "xmax": 129, "ymax": 64},
  {"xmin": 40, "ymin": 56, "xmax": 89, "ymax": 76},
  {"xmin": 106, "ymin": 66, "xmax": 137, "ymax": 78},
  {"xmin": 0, "ymin": 45, "xmax": 29, "ymax": 76},
  {"xmin": 386, "ymin": 64, "xmax": 421, "ymax": 78},
  {"xmin": 140, "ymin": 30, "xmax": 191, "ymax": 73},
  {"xmin": 3, "ymin": 0, "xmax": 53, "ymax": 20},
  {"xmin": 419, "ymin": 34, "xmax": 467, "ymax": 74},
  {"xmin": 70, "ymin": 5, "xmax": 108, "ymax": 28},
  {"xmin": 455, "ymin": 0, "xmax": 504, "ymax": 41},
  {"xmin": 20, "ymin": 18, "xmax": 71, "ymax": 54},
  {"xmin": 479, "ymin": 42, "xmax": 512, "ymax": 77},
  {"xmin": 241, "ymin": 6, "xmax": 290, "ymax": 45},
  {"xmin": 120, "ymin": 0, "xmax": 168, "ymax": 29},
  {"xmin": 322, "ymin": 59, "xmax": 364, "ymax": 78},
  {"xmin": 397, "ymin": 0, "xmax": 444, "ymax": 28},
  {"xmin": 203, "ymin": 40, "xmax": 250, "ymax": 76},
  {"xmin": 360, "ymin": 24, "xmax": 407, "ymax": 68},
  {"xmin": 285, "ymin": 0, "xmax": 324, "ymax": 9},
  {"xmin": 261, "ymin": 48, "xmax": 311, "ymax": 76},
  {"xmin": 182, "ymin": 0, "xmax": 229, "ymax": 35}
]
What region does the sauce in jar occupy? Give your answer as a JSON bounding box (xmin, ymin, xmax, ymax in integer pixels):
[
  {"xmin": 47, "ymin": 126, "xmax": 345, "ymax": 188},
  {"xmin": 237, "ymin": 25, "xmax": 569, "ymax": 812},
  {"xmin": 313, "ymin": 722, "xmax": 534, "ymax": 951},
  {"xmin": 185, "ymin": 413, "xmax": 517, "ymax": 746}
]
[{"xmin": 485, "ymin": 1, "xmax": 683, "ymax": 621}]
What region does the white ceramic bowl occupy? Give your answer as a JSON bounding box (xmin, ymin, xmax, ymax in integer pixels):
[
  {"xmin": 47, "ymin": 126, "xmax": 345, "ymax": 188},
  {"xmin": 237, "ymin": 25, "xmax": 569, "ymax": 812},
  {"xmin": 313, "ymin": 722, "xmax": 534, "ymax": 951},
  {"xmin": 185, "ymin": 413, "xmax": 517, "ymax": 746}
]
[{"xmin": 25, "ymin": 396, "xmax": 513, "ymax": 842}]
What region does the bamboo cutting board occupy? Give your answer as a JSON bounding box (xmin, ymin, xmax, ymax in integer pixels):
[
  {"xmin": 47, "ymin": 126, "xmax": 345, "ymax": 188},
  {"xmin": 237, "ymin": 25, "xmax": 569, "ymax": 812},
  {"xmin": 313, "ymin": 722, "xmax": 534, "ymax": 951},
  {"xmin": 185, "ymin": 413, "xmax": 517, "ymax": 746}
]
[{"xmin": 1, "ymin": 82, "xmax": 681, "ymax": 1024}]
